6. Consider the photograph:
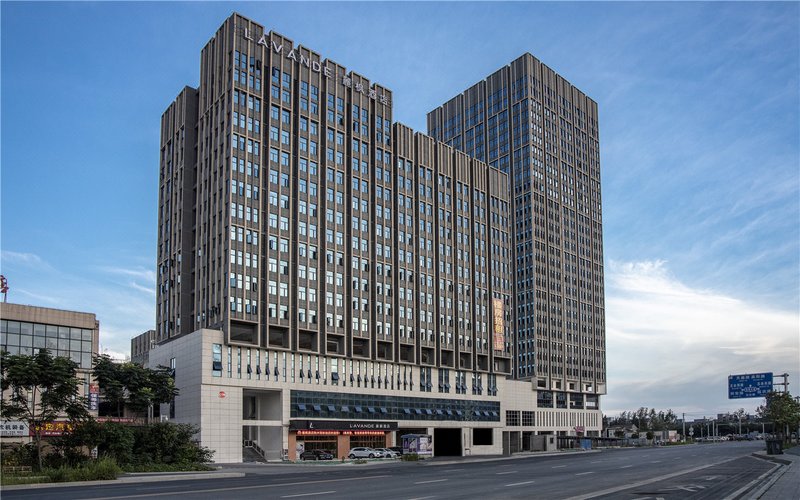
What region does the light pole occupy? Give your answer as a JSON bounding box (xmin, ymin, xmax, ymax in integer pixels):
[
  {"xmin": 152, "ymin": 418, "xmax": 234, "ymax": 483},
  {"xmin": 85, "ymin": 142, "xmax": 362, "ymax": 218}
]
[{"xmin": 682, "ymin": 413, "xmax": 686, "ymax": 442}]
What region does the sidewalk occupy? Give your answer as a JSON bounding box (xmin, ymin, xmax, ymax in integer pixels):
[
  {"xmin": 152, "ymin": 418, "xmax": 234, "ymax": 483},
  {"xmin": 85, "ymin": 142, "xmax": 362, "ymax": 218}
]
[{"xmin": 750, "ymin": 446, "xmax": 800, "ymax": 500}]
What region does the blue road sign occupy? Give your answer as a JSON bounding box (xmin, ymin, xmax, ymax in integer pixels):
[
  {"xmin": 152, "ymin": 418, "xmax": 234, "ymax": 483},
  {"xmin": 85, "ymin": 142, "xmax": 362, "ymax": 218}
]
[{"xmin": 728, "ymin": 372, "xmax": 773, "ymax": 399}]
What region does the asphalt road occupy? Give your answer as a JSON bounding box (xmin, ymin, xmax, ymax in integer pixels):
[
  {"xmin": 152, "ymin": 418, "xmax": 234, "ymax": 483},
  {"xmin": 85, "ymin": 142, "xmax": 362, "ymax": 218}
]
[{"xmin": 3, "ymin": 441, "xmax": 774, "ymax": 500}]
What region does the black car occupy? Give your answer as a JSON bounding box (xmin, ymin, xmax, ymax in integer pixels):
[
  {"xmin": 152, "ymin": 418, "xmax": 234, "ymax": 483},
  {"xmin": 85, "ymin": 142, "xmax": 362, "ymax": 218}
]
[
  {"xmin": 300, "ymin": 449, "xmax": 334, "ymax": 461},
  {"xmin": 388, "ymin": 446, "xmax": 404, "ymax": 456}
]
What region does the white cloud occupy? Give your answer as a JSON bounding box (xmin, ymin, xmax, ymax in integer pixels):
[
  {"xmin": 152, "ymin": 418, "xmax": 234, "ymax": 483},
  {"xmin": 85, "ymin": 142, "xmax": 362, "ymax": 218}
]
[
  {"xmin": 1, "ymin": 251, "xmax": 46, "ymax": 267},
  {"xmin": 96, "ymin": 266, "xmax": 156, "ymax": 284},
  {"xmin": 605, "ymin": 260, "xmax": 799, "ymax": 417}
]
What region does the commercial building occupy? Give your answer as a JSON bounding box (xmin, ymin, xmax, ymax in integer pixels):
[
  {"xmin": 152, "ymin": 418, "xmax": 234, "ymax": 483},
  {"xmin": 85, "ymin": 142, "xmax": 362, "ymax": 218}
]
[
  {"xmin": 0, "ymin": 303, "xmax": 101, "ymax": 440},
  {"xmin": 428, "ymin": 54, "xmax": 606, "ymax": 407},
  {"xmin": 150, "ymin": 13, "xmax": 602, "ymax": 463}
]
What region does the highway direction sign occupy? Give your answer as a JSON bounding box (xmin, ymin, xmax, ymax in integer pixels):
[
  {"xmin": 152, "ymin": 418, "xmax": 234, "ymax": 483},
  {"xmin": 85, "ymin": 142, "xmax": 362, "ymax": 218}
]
[{"xmin": 728, "ymin": 372, "xmax": 773, "ymax": 399}]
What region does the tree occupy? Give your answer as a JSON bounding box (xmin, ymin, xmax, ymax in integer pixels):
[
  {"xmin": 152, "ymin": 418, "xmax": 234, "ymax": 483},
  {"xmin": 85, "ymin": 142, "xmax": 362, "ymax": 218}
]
[
  {"xmin": 757, "ymin": 391, "xmax": 800, "ymax": 444},
  {"xmin": 92, "ymin": 355, "xmax": 178, "ymax": 419},
  {"xmin": 0, "ymin": 349, "xmax": 90, "ymax": 470}
]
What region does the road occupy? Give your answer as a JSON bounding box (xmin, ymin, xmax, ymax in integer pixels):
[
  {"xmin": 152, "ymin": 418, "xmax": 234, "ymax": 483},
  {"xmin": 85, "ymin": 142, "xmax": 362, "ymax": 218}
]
[{"xmin": 3, "ymin": 441, "xmax": 777, "ymax": 499}]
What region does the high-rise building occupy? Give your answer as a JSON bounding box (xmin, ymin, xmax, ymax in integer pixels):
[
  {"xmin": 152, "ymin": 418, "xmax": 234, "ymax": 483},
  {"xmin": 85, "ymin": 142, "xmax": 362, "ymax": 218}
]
[
  {"xmin": 150, "ymin": 13, "xmax": 602, "ymax": 463},
  {"xmin": 428, "ymin": 54, "xmax": 606, "ymax": 407}
]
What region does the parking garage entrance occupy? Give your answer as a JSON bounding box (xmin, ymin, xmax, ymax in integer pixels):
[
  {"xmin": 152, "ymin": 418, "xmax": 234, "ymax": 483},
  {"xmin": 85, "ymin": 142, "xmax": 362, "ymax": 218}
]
[{"xmin": 434, "ymin": 428, "xmax": 462, "ymax": 456}]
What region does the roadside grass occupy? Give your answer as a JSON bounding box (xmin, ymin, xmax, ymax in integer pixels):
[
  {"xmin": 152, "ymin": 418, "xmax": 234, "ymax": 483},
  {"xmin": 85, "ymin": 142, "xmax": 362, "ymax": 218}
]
[
  {"xmin": 122, "ymin": 463, "xmax": 215, "ymax": 473},
  {"xmin": 1, "ymin": 457, "xmax": 121, "ymax": 486}
]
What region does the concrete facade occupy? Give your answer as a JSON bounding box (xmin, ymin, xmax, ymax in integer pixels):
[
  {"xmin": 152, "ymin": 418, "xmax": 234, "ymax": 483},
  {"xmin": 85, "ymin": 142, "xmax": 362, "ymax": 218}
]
[{"xmin": 149, "ymin": 329, "xmax": 602, "ymax": 462}]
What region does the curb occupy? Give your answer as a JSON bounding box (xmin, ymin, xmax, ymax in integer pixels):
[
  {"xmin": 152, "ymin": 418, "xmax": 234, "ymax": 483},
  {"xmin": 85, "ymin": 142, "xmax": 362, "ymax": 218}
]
[
  {"xmin": 1, "ymin": 471, "xmax": 245, "ymax": 491},
  {"xmin": 751, "ymin": 452, "xmax": 793, "ymax": 466}
]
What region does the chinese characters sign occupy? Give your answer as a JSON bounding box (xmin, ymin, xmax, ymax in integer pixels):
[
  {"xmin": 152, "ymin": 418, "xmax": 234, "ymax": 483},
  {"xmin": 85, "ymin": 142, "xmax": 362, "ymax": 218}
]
[
  {"xmin": 728, "ymin": 372, "xmax": 773, "ymax": 399},
  {"xmin": 0, "ymin": 421, "xmax": 29, "ymax": 437},
  {"xmin": 493, "ymin": 298, "xmax": 505, "ymax": 351}
]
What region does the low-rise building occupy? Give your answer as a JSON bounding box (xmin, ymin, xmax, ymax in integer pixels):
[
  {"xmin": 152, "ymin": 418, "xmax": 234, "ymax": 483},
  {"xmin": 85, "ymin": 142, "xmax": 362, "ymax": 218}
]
[{"xmin": 0, "ymin": 303, "xmax": 101, "ymax": 442}]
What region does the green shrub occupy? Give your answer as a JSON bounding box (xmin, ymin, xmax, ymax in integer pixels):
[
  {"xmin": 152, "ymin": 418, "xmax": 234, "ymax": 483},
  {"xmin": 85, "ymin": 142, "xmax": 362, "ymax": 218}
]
[
  {"xmin": 401, "ymin": 453, "xmax": 420, "ymax": 461},
  {"xmin": 1, "ymin": 443, "xmax": 37, "ymax": 469},
  {"xmin": 122, "ymin": 462, "xmax": 214, "ymax": 473},
  {"xmin": 45, "ymin": 457, "xmax": 121, "ymax": 482}
]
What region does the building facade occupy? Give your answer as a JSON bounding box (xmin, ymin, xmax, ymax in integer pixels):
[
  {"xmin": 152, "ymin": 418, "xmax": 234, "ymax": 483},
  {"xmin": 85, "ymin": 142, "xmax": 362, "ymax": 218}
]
[
  {"xmin": 151, "ymin": 13, "xmax": 602, "ymax": 462},
  {"xmin": 0, "ymin": 303, "xmax": 101, "ymax": 440},
  {"xmin": 131, "ymin": 329, "xmax": 157, "ymax": 366},
  {"xmin": 428, "ymin": 54, "xmax": 606, "ymax": 408}
]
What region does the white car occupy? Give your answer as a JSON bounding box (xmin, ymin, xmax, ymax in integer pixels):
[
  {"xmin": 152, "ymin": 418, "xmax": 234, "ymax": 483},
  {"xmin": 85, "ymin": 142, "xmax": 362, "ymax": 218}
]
[
  {"xmin": 348, "ymin": 447, "xmax": 383, "ymax": 459},
  {"xmin": 374, "ymin": 447, "xmax": 399, "ymax": 458}
]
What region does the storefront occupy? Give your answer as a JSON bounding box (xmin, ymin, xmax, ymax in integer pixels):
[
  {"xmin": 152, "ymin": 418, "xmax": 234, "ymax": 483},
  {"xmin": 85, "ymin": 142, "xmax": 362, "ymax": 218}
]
[{"xmin": 289, "ymin": 420, "xmax": 397, "ymax": 460}]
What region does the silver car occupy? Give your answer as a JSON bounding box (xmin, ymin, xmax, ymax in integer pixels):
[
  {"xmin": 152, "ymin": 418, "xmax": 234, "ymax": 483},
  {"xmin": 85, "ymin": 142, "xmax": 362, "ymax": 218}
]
[
  {"xmin": 348, "ymin": 447, "xmax": 383, "ymax": 459},
  {"xmin": 374, "ymin": 447, "xmax": 399, "ymax": 458}
]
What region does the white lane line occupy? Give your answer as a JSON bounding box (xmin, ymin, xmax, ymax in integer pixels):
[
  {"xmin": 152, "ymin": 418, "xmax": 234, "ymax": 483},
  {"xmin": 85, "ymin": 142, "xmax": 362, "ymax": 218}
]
[
  {"xmin": 496, "ymin": 471, "xmax": 517, "ymax": 475},
  {"xmin": 78, "ymin": 475, "xmax": 391, "ymax": 500},
  {"xmin": 408, "ymin": 497, "xmax": 436, "ymax": 500},
  {"xmin": 620, "ymin": 465, "xmax": 633, "ymax": 469},
  {"xmin": 590, "ymin": 460, "xmax": 603, "ymax": 464},
  {"xmin": 281, "ymin": 492, "xmax": 336, "ymax": 498},
  {"xmin": 575, "ymin": 472, "xmax": 595, "ymax": 476},
  {"xmin": 564, "ymin": 456, "xmax": 740, "ymax": 500},
  {"xmin": 650, "ymin": 460, "xmax": 661, "ymax": 463},
  {"xmin": 415, "ymin": 479, "xmax": 448, "ymax": 484},
  {"xmin": 552, "ymin": 465, "xmax": 567, "ymax": 469},
  {"xmin": 442, "ymin": 468, "xmax": 464, "ymax": 472},
  {"xmin": 506, "ymin": 480, "xmax": 536, "ymax": 487}
]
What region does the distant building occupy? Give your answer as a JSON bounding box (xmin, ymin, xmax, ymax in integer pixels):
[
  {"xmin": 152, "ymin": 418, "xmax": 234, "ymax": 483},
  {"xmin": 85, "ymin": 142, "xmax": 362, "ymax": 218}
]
[
  {"xmin": 131, "ymin": 329, "xmax": 157, "ymax": 366},
  {"xmin": 0, "ymin": 303, "xmax": 101, "ymax": 441},
  {"xmin": 603, "ymin": 424, "xmax": 638, "ymax": 439}
]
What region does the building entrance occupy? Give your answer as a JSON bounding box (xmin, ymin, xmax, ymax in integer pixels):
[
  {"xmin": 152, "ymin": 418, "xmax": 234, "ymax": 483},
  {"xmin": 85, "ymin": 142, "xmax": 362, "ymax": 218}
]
[{"xmin": 434, "ymin": 428, "xmax": 462, "ymax": 456}]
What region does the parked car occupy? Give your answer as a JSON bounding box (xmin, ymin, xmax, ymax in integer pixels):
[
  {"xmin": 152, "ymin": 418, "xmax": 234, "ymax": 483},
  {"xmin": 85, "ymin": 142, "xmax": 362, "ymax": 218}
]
[
  {"xmin": 374, "ymin": 447, "xmax": 399, "ymax": 458},
  {"xmin": 299, "ymin": 449, "xmax": 334, "ymax": 461},
  {"xmin": 348, "ymin": 447, "xmax": 383, "ymax": 459},
  {"xmin": 388, "ymin": 446, "xmax": 404, "ymax": 456}
]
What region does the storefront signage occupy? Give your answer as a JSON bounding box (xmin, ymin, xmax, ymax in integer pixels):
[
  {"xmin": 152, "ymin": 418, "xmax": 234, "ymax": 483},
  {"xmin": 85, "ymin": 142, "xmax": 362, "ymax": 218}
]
[
  {"xmin": 290, "ymin": 419, "xmax": 398, "ymax": 431},
  {"xmin": 1, "ymin": 421, "xmax": 29, "ymax": 437},
  {"xmin": 30, "ymin": 421, "xmax": 73, "ymax": 437},
  {"xmin": 297, "ymin": 429, "xmax": 386, "ymax": 436}
]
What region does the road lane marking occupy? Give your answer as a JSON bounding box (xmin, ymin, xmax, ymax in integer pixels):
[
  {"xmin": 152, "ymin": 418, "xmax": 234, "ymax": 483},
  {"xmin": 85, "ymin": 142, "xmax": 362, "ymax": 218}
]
[
  {"xmin": 552, "ymin": 465, "xmax": 567, "ymax": 469},
  {"xmin": 576, "ymin": 472, "xmax": 595, "ymax": 476},
  {"xmin": 415, "ymin": 479, "xmax": 448, "ymax": 484},
  {"xmin": 620, "ymin": 465, "xmax": 633, "ymax": 468},
  {"xmin": 442, "ymin": 468, "xmax": 463, "ymax": 472},
  {"xmin": 650, "ymin": 460, "xmax": 662, "ymax": 463},
  {"xmin": 408, "ymin": 497, "xmax": 436, "ymax": 500},
  {"xmin": 506, "ymin": 480, "xmax": 536, "ymax": 487},
  {"xmin": 564, "ymin": 456, "xmax": 740, "ymax": 500},
  {"xmin": 723, "ymin": 462, "xmax": 782, "ymax": 500},
  {"xmin": 496, "ymin": 471, "xmax": 516, "ymax": 475},
  {"xmin": 281, "ymin": 492, "xmax": 336, "ymax": 498},
  {"xmin": 77, "ymin": 475, "xmax": 392, "ymax": 499},
  {"xmin": 590, "ymin": 460, "xmax": 603, "ymax": 463}
]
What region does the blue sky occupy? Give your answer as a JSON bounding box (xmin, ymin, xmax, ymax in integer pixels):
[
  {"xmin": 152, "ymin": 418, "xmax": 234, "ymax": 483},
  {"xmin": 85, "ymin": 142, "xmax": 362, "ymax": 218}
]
[{"xmin": 2, "ymin": 2, "xmax": 798, "ymax": 418}]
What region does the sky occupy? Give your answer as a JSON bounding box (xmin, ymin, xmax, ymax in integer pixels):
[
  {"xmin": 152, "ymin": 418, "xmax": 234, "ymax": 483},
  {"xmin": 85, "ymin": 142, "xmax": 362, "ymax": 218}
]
[{"xmin": 1, "ymin": 1, "xmax": 798, "ymax": 420}]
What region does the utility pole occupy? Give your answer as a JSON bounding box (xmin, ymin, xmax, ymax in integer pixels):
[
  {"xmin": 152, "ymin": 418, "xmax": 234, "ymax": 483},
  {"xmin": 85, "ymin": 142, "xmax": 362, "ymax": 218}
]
[
  {"xmin": 774, "ymin": 373, "xmax": 789, "ymax": 394},
  {"xmin": 682, "ymin": 413, "xmax": 686, "ymax": 442}
]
